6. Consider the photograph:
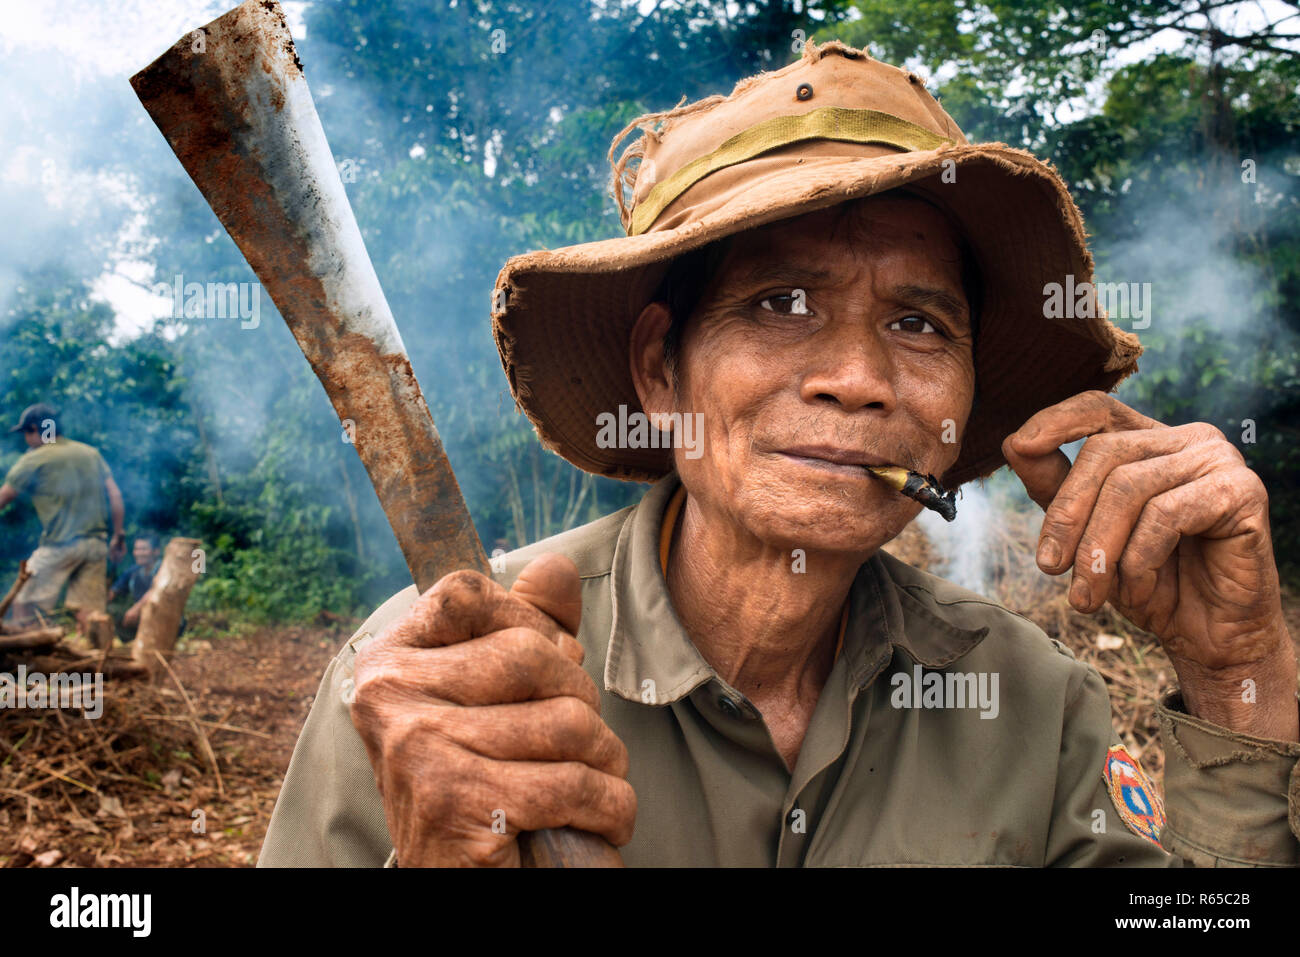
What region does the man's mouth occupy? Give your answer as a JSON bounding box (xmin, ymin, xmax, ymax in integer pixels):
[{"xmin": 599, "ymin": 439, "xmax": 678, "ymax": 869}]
[
  {"xmin": 773, "ymin": 446, "xmax": 958, "ymax": 520},
  {"xmin": 775, "ymin": 445, "xmax": 896, "ymax": 476}
]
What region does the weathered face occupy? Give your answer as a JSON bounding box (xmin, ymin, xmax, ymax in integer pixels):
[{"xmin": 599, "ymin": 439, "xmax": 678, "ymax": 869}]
[{"xmin": 631, "ymin": 194, "xmax": 976, "ymax": 556}]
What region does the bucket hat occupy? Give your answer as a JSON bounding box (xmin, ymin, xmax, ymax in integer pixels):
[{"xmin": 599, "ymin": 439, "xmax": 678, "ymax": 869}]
[{"xmin": 490, "ymin": 39, "xmax": 1142, "ymax": 487}]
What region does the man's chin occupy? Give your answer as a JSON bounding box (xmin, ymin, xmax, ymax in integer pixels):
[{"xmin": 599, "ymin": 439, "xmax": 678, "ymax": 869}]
[{"xmin": 735, "ymin": 469, "xmax": 917, "ymax": 554}]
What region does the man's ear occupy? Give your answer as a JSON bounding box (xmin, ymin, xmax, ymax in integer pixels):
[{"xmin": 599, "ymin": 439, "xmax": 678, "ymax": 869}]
[{"xmin": 628, "ymin": 301, "xmax": 676, "ymax": 422}]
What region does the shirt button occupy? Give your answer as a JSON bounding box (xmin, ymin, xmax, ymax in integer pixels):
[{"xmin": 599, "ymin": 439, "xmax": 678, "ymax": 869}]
[{"xmin": 717, "ymin": 696, "xmax": 742, "ymax": 719}]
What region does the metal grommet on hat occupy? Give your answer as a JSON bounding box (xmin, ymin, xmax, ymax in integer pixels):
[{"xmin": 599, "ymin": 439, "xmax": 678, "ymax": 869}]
[{"xmin": 795, "ymin": 82, "xmax": 813, "ymax": 101}]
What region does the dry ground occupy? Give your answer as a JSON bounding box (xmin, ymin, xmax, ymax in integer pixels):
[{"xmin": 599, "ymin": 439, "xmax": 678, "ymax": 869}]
[
  {"xmin": 0, "ymin": 625, "xmax": 341, "ymax": 867},
  {"xmin": 2, "ymin": 513, "xmax": 1298, "ymax": 867}
]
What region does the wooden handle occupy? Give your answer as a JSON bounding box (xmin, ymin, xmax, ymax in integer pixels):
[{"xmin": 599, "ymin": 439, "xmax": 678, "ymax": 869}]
[
  {"xmin": 519, "ymin": 827, "xmax": 625, "ymax": 868},
  {"xmin": 132, "ymin": 0, "xmax": 624, "ymax": 868}
]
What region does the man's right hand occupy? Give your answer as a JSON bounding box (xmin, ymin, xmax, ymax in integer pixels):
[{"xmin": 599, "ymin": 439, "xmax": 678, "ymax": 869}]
[
  {"xmin": 123, "ymin": 599, "xmax": 143, "ymax": 628},
  {"xmin": 349, "ymin": 553, "xmax": 636, "ymax": 867}
]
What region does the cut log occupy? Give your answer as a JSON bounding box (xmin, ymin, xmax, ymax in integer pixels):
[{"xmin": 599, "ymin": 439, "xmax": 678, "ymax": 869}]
[
  {"xmin": 26, "ymin": 648, "xmax": 148, "ymax": 680},
  {"xmin": 0, "ymin": 627, "xmax": 64, "ymax": 653},
  {"xmin": 132, "ymin": 537, "xmax": 202, "ymax": 670},
  {"xmin": 86, "ymin": 611, "xmax": 113, "ymax": 652}
]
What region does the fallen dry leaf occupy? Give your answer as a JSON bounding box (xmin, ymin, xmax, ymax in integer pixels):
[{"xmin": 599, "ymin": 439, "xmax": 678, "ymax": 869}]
[{"xmin": 96, "ymin": 794, "xmax": 127, "ymax": 820}]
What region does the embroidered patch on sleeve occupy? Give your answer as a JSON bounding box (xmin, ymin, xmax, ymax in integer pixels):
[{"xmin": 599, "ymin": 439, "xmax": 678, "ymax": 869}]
[{"xmin": 1103, "ymin": 744, "xmax": 1165, "ymax": 846}]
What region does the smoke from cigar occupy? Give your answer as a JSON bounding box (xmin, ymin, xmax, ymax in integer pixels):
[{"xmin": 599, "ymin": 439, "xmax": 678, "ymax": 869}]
[{"xmin": 866, "ymin": 466, "xmax": 958, "ymax": 522}]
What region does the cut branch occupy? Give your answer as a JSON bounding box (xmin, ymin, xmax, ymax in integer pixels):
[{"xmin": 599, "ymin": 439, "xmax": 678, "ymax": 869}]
[
  {"xmin": 0, "ymin": 560, "xmax": 32, "ymax": 623},
  {"xmin": 0, "ymin": 627, "xmax": 63, "ymax": 653}
]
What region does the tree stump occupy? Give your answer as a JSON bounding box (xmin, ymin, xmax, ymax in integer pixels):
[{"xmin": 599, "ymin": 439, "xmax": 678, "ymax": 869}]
[
  {"xmin": 132, "ymin": 537, "xmax": 202, "ymax": 670},
  {"xmin": 86, "ymin": 611, "xmax": 113, "ymax": 651}
]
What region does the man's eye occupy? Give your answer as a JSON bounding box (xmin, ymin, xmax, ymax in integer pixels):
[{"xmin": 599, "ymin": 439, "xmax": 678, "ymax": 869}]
[
  {"xmin": 758, "ymin": 290, "xmax": 812, "ymax": 315},
  {"xmin": 888, "ymin": 315, "xmax": 938, "ymax": 334}
]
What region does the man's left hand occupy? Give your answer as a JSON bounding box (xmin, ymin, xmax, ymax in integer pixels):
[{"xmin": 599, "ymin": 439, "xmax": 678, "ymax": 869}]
[
  {"xmin": 109, "ymin": 532, "xmax": 125, "ymax": 563},
  {"xmin": 1002, "ymin": 391, "xmax": 1298, "ymax": 741}
]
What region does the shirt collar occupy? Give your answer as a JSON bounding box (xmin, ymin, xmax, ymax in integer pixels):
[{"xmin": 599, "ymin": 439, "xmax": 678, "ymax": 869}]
[{"xmin": 603, "ymin": 472, "xmax": 990, "ymax": 705}]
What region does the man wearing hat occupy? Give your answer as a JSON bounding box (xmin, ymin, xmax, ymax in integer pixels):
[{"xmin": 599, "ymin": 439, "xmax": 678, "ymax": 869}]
[
  {"xmin": 261, "ymin": 41, "xmax": 1299, "ymax": 867},
  {"xmin": 0, "ymin": 403, "xmax": 126, "ymax": 634}
]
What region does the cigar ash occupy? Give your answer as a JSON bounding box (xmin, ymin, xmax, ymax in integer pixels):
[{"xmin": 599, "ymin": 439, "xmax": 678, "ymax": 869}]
[{"xmin": 866, "ymin": 466, "xmax": 958, "ymax": 522}]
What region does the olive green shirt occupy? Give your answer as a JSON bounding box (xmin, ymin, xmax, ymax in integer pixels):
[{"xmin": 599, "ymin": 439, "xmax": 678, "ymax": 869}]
[
  {"xmin": 260, "ymin": 475, "xmax": 1300, "ymax": 867},
  {"xmin": 3, "ymin": 437, "xmax": 112, "ymax": 546}
]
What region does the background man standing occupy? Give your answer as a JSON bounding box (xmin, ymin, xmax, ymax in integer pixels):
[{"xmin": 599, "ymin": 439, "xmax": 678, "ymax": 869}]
[{"xmin": 0, "ymin": 403, "xmax": 126, "ymax": 635}]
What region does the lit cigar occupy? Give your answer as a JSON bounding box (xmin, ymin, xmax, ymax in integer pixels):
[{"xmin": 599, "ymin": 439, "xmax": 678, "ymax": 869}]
[{"xmin": 865, "ymin": 466, "xmax": 958, "ymax": 522}]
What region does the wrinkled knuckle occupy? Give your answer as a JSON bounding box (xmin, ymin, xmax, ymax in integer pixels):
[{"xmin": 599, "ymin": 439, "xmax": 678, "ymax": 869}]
[
  {"xmin": 1047, "ymin": 480, "xmax": 1085, "ymax": 513},
  {"xmin": 413, "ymin": 759, "xmax": 468, "ymax": 823},
  {"xmin": 1103, "ymin": 466, "xmax": 1142, "ymax": 505},
  {"xmin": 1074, "ymin": 536, "xmax": 1104, "ymax": 568},
  {"xmin": 379, "ymin": 711, "xmax": 426, "ymax": 766},
  {"xmin": 465, "ymin": 839, "xmax": 509, "ymax": 867},
  {"xmin": 1190, "ymin": 421, "xmax": 1226, "ymax": 444},
  {"xmin": 514, "ymin": 625, "xmax": 557, "ymax": 662},
  {"xmin": 538, "ymin": 762, "xmax": 585, "ymax": 813},
  {"xmin": 1039, "ymin": 511, "xmax": 1075, "ymax": 544},
  {"xmin": 1239, "ymin": 468, "xmax": 1268, "ymax": 506},
  {"xmin": 418, "ymin": 705, "xmax": 461, "ymax": 748},
  {"xmin": 577, "ymin": 669, "xmax": 601, "ymax": 706},
  {"xmin": 607, "ymin": 732, "xmax": 631, "ymax": 778},
  {"xmin": 610, "ymin": 779, "xmax": 638, "ymax": 841},
  {"xmin": 571, "ymin": 763, "xmax": 604, "ymax": 809},
  {"xmin": 1221, "ymin": 441, "xmax": 1246, "ymax": 466},
  {"xmin": 493, "ymin": 627, "xmax": 548, "ymax": 690},
  {"xmin": 1208, "ymin": 469, "xmax": 1239, "ymax": 501},
  {"xmin": 1144, "ymin": 497, "xmax": 1175, "ymax": 530},
  {"xmin": 494, "ymin": 625, "xmax": 543, "ymax": 665},
  {"xmin": 348, "ymin": 691, "xmax": 383, "ymax": 737},
  {"xmin": 552, "ymin": 695, "xmax": 598, "ymax": 743},
  {"xmin": 434, "ymin": 569, "xmax": 493, "ymax": 608},
  {"xmin": 1075, "ymin": 433, "xmax": 1111, "ymax": 464},
  {"xmin": 351, "ymin": 666, "xmax": 401, "ymax": 713},
  {"xmin": 363, "ymin": 617, "xmax": 409, "ymax": 657},
  {"xmin": 1084, "ymin": 390, "xmax": 1112, "ymax": 413},
  {"xmin": 1117, "ymin": 549, "xmax": 1143, "ymax": 579}
]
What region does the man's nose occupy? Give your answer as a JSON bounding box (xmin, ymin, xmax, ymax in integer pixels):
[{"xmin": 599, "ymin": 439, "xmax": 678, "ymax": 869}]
[{"xmin": 798, "ymin": 323, "xmax": 898, "ymax": 414}]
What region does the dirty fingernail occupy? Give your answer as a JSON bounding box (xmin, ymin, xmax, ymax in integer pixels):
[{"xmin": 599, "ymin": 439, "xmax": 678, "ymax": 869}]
[
  {"xmin": 1037, "ymin": 538, "xmax": 1061, "ymax": 568},
  {"xmin": 1070, "ymin": 576, "xmax": 1091, "ymax": 608}
]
